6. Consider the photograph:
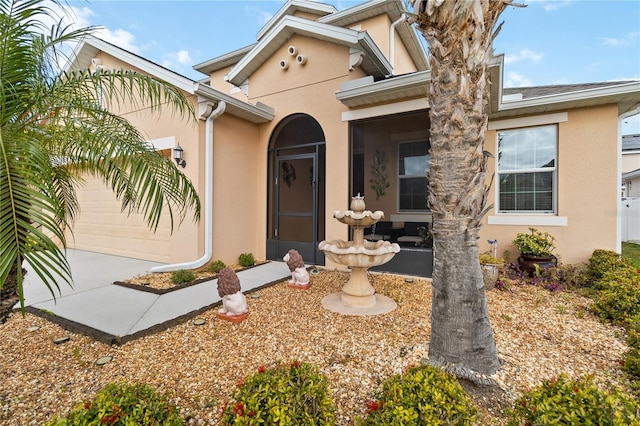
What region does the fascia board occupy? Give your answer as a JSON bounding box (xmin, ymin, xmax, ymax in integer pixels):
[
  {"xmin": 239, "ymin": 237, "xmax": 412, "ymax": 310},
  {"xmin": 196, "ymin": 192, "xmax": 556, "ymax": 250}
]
[
  {"xmin": 227, "ymin": 15, "xmax": 383, "ymax": 86},
  {"xmin": 79, "ymin": 36, "xmax": 196, "ymax": 93},
  {"xmin": 194, "ymin": 83, "xmax": 274, "ymax": 123},
  {"xmin": 357, "ymin": 31, "xmax": 393, "ymax": 76},
  {"xmin": 623, "ymin": 168, "xmax": 640, "ymax": 180},
  {"xmin": 336, "ymin": 69, "xmax": 430, "ymax": 102},
  {"xmin": 318, "ymin": 0, "xmax": 392, "ymax": 24},
  {"xmin": 498, "ymin": 81, "xmax": 640, "ymax": 112},
  {"xmin": 192, "ymin": 44, "xmax": 256, "ymax": 75},
  {"xmin": 256, "ymin": 0, "xmax": 337, "ymax": 40}
]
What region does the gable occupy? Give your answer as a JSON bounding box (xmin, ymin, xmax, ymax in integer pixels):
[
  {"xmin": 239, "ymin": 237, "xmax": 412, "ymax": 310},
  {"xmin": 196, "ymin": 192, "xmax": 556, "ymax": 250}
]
[
  {"xmin": 248, "ymin": 34, "xmax": 364, "ymax": 100},
  {"xmin": 226, "ymin": 15, "xmax": 391, "ymax": 87}
]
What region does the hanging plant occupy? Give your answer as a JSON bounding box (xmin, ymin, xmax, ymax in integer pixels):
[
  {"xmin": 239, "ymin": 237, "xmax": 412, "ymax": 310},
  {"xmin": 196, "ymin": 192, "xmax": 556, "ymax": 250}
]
[{"xmin": 369, "ymin": 150, "xmax": 390, "ymax": 200}]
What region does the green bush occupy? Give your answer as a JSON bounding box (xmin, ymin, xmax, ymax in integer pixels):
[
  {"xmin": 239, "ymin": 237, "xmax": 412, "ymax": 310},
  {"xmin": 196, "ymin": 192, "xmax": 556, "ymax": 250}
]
[
  {"xmin": 238, "ymin": 252, "xmax": 255, "ymax": 267},
  {"xmin": 506, "ymin": 375, "xmax": 639, "ymax": 426},
  {"xmin": 627, "ymin": 313, "xmax": 640, "ymax": 349},
  {"xmin": 47, "ymin": 382, "xmax": 182, "ymax": 425},
  {"xmin": 591, "ymin": 270, "xmax": 640, "ymax": 324},
  {"xmin": 220, "ymin": 361, "xmax": 335, "ymax": 425},
  {"xmin": 170, "ymin": 269, "xmax": 196, "ymax": 284},
  {"xmin": 357, "ymin": 364, "xmax": 476, "ymax": 426},
  {"xmin": 207, "ymin": 260, "xmax": 226, "ymax": 274},
  {"xmin": 623, "ymin": 348, "xmax": 640, "ymax": 379},
  {"xmin": 587, "ymin": 249, "xmax": 633, "ymax": 285}
]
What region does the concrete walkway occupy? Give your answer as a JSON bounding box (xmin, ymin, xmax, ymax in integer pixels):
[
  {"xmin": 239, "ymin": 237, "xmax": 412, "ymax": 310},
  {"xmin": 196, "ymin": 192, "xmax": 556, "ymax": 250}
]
[{"xmin": 20, "ymin": 249, "xmax": 290, "ymax": 344}]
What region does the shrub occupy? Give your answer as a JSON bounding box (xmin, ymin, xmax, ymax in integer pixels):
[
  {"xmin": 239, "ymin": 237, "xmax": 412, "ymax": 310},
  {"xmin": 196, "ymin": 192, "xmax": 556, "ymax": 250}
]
[
  {"xmin": 220, "ymin": 361, "xmax": 335, "ymax": 425},
  {"xmin": 238, "ymin": 252, "xmax": 255, "ymax": 267},
  {"xmin": 207, "ymin": 260, "xmax": 226, "ymax": 274},
  {"xmin": 506, "ymin": 375, "xmax": 639, "ymax": 426},
  {"xmin": 170, "ymin": 269, "xmax": 196, "ymax": 284},
  {"xmin": 591, "ymin": 270, "xmax": 640, "ymax": 323},
  {"xmin": 627, "ymin": 313, "xmax": 640, "ymax": 349},
  {"xmin": 586, "ymin": 249, "xmax": 633, "ymax": 285},
  {"xmin": 357, "ymin": 364, "xmax": 476, "ymax": 425},
  {"xmin": 513, "ymin": 227, "xmax": 556, "ymax": 257},
  {"xmin": 47, "ymin": 382, "xmax": 182, "ymax": 425},
  {"xmin": 623, "ymin": 348, "xmax": 640, "ymax": 379}
]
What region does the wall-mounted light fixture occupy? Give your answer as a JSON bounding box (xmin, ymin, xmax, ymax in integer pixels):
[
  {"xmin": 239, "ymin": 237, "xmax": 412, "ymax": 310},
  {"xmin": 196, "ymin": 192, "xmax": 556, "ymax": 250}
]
[{"xmin": 173, "ymin": 144, "xmax": 186, "ymax": 168}]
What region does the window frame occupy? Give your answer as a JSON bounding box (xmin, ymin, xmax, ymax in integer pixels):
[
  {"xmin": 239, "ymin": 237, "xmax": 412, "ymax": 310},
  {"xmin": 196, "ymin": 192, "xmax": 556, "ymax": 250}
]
[
  {"xmin": 496, "ymin": 124, "xmax": 558, "ymax": 214},
  {"xmin": 397, "ymin": 139, "xmax": 430, "ymax": 212}
]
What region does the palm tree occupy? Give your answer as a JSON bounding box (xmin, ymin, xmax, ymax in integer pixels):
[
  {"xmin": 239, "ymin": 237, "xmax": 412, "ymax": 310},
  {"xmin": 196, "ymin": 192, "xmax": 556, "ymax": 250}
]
[
  {"xmin": 409, "ymin": 0, "xmax": 523, "ymax": 380},
  {"xmin": 0, "ymin": 0, "xmax": 200, "ymax": 322}
]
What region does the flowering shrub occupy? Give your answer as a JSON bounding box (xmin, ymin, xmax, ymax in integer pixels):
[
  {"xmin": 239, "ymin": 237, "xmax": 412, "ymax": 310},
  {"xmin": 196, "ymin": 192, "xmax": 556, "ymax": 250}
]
[
  {"xmin": 506, "ymin": 375, "xmax": 639, "ymax": 425},
  {"xmin": 357, "ymin": 364, "xmax": 476, "ymax": 425},
  {"xmin": 47, "ymin": 382, "xmax": 182, "ymax": 425},
  {"xmin": 220, "ymin": 361, "xmax": 335, "ymax": 425}
]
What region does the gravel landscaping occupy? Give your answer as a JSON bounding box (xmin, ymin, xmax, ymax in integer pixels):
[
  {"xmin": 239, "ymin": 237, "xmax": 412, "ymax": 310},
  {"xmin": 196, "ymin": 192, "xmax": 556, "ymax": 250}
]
[{"xmin": 0, "ymin": 269, "xmax": 632, "ymax": 425}]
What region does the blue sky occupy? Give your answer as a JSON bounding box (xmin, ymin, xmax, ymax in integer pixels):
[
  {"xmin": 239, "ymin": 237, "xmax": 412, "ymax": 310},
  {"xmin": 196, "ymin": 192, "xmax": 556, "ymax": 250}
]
[{"xmin": 63, "ymin": 0, "xmax": 640, "ymax": 134}]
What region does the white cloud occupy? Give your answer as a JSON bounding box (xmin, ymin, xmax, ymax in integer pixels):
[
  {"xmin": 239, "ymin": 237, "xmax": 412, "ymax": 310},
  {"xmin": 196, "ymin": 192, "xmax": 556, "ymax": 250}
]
[
  {"xmin": 162, "ymin": 50, "xmax": 193, "ymax": 69},
  {"xmin": 504, "ymin": 49, "xmax": 543, "ymax": 65},
  {"xmin": 526, "ymin": 0, "xmax": 573, "ymax": 12},
  {"xmin": 504, "ymin": 71, "xmax": 532, "ymax": 88},
  {"xmin": 93, "ymin": 28, "xmax": 141, "ymax": 54},
  {"xmin": 600, "ymin": 32, "xmax": 639, "ymax": 47}
]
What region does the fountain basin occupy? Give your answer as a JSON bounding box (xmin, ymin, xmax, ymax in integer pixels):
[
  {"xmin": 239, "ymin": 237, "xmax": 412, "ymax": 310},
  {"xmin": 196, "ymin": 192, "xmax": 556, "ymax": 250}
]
[
  {"xmin": 318, "ymin": 239, "xmax": 400, "ymax": 268},
  {"xmin": 333, "ymin": 210, "xmax": 384, "ymax": 228}
]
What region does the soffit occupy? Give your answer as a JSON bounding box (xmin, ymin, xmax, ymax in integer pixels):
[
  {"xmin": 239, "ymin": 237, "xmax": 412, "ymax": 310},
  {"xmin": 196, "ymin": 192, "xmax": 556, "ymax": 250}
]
[
  {"xmin": 226, "ymin": 15, "xmax": 392, "ymax": 87},
  {"xmin": 336, "ymin": 70, "xmax": 431, "ymax": 107}
]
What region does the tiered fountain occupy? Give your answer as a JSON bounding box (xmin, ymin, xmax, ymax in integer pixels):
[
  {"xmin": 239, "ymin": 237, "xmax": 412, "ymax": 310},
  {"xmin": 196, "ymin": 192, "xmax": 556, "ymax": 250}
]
[{"xmin": 318, "ymin": 195, "xmax": 400, "ymax": 315}]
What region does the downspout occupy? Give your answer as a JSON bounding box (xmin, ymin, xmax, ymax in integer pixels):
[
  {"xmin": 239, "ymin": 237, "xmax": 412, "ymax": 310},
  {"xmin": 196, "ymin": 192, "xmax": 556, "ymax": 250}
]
[
  {"xmin": 151, "ymin": 100, "xmax": 226, "ymax": 272},
  {"xmin": 389, "ymin": 13, "xmax": 407, "ymax": 74}
]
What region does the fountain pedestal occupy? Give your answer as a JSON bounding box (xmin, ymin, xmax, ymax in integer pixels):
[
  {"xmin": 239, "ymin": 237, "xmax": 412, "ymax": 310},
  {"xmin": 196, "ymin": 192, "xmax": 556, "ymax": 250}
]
[{"xmin": 318, "ymin": 195, "xmax": 400, "ymax": 315}]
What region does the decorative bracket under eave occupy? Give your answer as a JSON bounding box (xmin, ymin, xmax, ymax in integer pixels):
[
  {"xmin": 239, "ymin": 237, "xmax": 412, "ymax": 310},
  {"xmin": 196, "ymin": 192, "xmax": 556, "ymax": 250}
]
[{"xmin": 349, "ymin": 48, "xmax": 365, "ymax": 72}]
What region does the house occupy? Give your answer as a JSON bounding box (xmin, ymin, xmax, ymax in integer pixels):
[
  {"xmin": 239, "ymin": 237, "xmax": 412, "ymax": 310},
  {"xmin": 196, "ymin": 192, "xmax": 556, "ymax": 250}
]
[
  {"xmin": 622, "ymin": 134, "xmax": 640, "ymax": 197},
  {"xmin": 67, "ymin": 0, "xmax": 640, "ymax": 276}
]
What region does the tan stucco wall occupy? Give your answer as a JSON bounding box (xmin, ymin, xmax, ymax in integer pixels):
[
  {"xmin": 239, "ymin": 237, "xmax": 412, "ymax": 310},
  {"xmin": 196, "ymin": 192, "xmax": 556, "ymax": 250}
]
[
  {"xmin": 210, "ymin": 114, "xmax": 265, "ymax": 265},
  {"xmin": 68, "ymin": 51, "xmax": 202, "ymax": 263},
  {"xmin": 481, "ymin": 105, "xmax": 620, "ymax": 264}
]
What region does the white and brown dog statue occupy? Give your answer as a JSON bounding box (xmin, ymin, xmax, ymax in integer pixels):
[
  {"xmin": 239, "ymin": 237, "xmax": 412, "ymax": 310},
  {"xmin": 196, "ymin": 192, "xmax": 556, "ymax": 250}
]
[{"xmin": 283, "ymin": 249, "xmax": 310, "ymax": 288}]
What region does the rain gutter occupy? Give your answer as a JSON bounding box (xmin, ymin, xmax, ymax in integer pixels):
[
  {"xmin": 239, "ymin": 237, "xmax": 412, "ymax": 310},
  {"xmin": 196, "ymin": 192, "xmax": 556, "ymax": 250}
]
[{"xmin": 151, "ymin": 100, "xmax": 226, "ymax": 272}]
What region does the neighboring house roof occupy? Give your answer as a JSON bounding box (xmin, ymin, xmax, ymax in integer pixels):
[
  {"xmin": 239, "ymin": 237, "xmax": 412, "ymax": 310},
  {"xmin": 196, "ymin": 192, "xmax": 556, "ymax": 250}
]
[
  {"xmin": 194, "ymin": 0, "xmax": 428, "ymax": 79},
  {"xmin": 225, "ymin": 15, "xmax": 393, "ymax": 86},
  {"xmin": 68, "ymin": 36, "xmax": 274, "ymax": 124},
  {"xmin": 622, "ymin": 134, "xmax": 640, "ymax": 152},
  {"xmin": 623, "ymin": 167, "xmax": 640, "ymax": 181}
]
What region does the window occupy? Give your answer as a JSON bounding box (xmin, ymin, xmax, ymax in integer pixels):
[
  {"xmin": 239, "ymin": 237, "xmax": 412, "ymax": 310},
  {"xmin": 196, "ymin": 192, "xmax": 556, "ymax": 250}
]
[
  {"xmin": 398, "ymin": 141, "xmax": 430, "ymax": 211},
  {"xmin": 497, "ymin": 125, "xmax": 557, "ymax": 213}
]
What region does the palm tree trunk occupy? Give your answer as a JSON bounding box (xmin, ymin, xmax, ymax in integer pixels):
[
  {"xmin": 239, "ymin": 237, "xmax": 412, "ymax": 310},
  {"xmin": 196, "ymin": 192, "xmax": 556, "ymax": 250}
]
[
  {"xmin": 410, "ymin": 0, "xmax": 516, "ymax": 379},
  {"xmin": 0, "ymin": 261, "xmax": 22, "ymax": 323}
]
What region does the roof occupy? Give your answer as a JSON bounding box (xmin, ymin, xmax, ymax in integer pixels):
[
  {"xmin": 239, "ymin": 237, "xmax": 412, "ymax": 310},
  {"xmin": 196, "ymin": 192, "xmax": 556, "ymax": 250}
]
[
  {"xmin": 68, "ymin": 36, "xmax": 274, "ymax": 124},
  {"xmin": 193, "ymin": 0, "xmax": 428, "ymax": 79},
  {"xmin": 623, "ymin": 167, "xmax": 640, "ymax": 180},
  {"xmin": 623, "ymin": 134, "xmax": 640, "ymax": 152}
]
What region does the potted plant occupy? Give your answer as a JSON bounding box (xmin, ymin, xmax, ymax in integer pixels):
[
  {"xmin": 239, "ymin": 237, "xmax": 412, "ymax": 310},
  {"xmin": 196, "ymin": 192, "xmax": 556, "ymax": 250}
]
[
  {"xmin": 479, "ymin": 251, "xmax": 503, "ymax": 289},
  {"xmin": 513, "ymin": 227, "xmax": 558, "ymax": 274}
]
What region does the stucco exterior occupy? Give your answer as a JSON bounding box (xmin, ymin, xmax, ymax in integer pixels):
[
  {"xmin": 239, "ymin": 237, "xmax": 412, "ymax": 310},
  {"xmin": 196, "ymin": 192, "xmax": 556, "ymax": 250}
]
[{"xmin": 66, "ymin": 0, "xmax": 640, "ymax": 273}]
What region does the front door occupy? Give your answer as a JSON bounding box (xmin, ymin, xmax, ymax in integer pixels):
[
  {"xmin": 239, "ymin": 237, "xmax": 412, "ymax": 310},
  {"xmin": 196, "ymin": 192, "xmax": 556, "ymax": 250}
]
[{"xmin": 270, "ymin": 154, "xmax": 321, "ymax": 263}]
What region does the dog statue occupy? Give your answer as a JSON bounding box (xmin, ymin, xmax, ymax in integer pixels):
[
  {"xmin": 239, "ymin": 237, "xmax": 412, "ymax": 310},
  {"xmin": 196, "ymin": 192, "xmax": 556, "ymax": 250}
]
[
  {"xmin": 216, "ymin": 267, "xmax": 248, "ymax": 316},
  {"xmin": 283, "ymin": 249, "xmax": 310, "ymax": 287}
]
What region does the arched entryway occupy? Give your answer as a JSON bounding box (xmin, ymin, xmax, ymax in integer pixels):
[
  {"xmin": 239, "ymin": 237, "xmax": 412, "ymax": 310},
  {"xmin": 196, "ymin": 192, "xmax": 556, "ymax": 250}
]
[{"xmin": 266, "ymin": 114, "xmax": 326, "ymax": 265}]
